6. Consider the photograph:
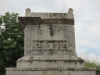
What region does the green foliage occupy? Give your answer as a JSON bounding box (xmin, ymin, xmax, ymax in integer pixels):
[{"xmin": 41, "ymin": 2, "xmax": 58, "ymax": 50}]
[
  {"xmin": 0, "ymin": 12, "xmax": 24, "ymax": 75},
  {"xmin": 84, "ymin": 60, "xmax": 100, "ymax": 71}
]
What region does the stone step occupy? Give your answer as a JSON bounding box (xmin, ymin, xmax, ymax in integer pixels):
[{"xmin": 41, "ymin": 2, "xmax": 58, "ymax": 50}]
[{"xmin": 6, "ymin": 67, "xmax": 96, "ymax": 75}]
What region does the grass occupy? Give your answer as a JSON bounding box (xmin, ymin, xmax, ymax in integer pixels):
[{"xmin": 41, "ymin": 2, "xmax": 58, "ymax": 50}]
[{"xmin": 80, "ymin": 53, "xmax": 100, "ymax": 71}]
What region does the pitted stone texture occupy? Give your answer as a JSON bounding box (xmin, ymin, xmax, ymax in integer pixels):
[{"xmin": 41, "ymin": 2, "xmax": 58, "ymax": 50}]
[
  {"xmin": 25, "ymin": 8, "xmax": 32, "ymax": 17},
  {"xmin": 17, "ymin": 56, "xmax": 80, "ymax": 61},
  {"xmin": 6, "ymin": 67, "xmax": 96, "ymax": 71},
  {"xmin": 24, "ymin": 24, "xmax": 76, "ymax": 56},
  {"xmin": 26, "ymin": 8, "xmax": 31, "ymax": 13},
  {"xmin": 67, "ymin": 8, "xmax": 74, "ymax": 19},
  {"xmin": 25, "ymin": 8, "xmax": 74, "ymax": 19},
  {"xmin": 5, "ymin": 8, "xmax": 96, "ymax": 75},
  {"xmin": 16, "ymin": 56, "xmax": 84, "ymax": 69},
  {"xmin": 6, "ymin": 68, "xmax": 96, "ymax": 75}
]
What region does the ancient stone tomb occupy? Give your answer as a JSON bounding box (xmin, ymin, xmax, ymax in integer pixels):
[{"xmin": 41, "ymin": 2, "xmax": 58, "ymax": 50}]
[{"xmin": 6, "ymin": 8, "xmax": 96, "ymax": 75}]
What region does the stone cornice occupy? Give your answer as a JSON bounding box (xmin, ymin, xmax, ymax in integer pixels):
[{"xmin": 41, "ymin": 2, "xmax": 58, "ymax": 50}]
[{"xmin": 18, "ymin": 17, "xmax": 74, "ymax": 36}]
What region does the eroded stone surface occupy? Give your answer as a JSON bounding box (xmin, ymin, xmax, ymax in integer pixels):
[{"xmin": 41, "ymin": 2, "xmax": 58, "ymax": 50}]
[
  {"xmin": 25, "ymin": 8, "xmax": 74, "ymax": 19},
  {"xmin": 6, "ymin": 69, "xmax": 96, "ymax": 75},
  {"xmin": 24, "ymin": 24, "xmax": 76, "ymax": 57},
  {"xmin": 5, "ymin": 8, "xmax": 96, "ymax": 75}
]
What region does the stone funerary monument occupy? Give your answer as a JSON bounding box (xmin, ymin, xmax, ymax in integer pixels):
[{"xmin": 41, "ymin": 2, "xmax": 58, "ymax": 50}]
[{"xmin": 6, "ymin": 8, "xmax": 96, "ymax": 75}]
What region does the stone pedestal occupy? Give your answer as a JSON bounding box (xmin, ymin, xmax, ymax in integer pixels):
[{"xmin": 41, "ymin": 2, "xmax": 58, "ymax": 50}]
[
  {"xmin": 17, "ymin": 56, "xmax": 84, "ymax": 69},
  {"xmin": 6, "ymin": 56, "xmax": 96, "ymax": 75},
  {"xmin": 6, "ymin": 8, "xmax": 96, "ymax": 75},
  {"xmin": 6, "ymin": 68, "xmax": 96, "ymax": 75}
]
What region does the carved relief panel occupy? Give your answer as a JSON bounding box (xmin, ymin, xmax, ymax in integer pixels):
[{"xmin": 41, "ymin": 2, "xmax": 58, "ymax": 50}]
[{"xmin": 25, "ymin": 24, "xmax": 75, "ymax": 56}]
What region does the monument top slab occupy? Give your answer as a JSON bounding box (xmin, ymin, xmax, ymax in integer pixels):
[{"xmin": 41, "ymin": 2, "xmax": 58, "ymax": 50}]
[
  {"xmin": 25, "ymin": 8, "xmax": 74, "ymax": 19},
  {"xmin": 18, "ymin": 8, "xmax": 74, "ymax": 36}
]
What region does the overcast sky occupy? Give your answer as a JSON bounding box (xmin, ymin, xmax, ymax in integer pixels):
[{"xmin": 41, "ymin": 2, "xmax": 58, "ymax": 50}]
[{"xmin": 0, "ymin": 0, "xmax": 100, "ymax": 65}]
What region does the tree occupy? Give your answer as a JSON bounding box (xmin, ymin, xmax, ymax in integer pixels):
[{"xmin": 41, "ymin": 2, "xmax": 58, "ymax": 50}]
[{"xmin": 0, "ymin": 12, "xmax": 24, "ymax": 75}]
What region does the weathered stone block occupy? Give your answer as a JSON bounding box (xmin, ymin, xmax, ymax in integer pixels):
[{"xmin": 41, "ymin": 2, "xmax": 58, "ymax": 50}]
[{"xmin": 5, "ymin": 8, "xmax": 96, "ymax": 75}]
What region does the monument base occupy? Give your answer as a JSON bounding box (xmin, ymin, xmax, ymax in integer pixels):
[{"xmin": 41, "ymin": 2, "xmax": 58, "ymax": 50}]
[
  {"xmin": 6, "ymin": 56, "xmax": 96, "ymax": 75},
  {"xmin": 6, "ymin": 68, "xmax": 96, "ymax": 75},
  {"xmin": 16, "ymin": 56, "xmax": 85, "ymax": 69}
]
